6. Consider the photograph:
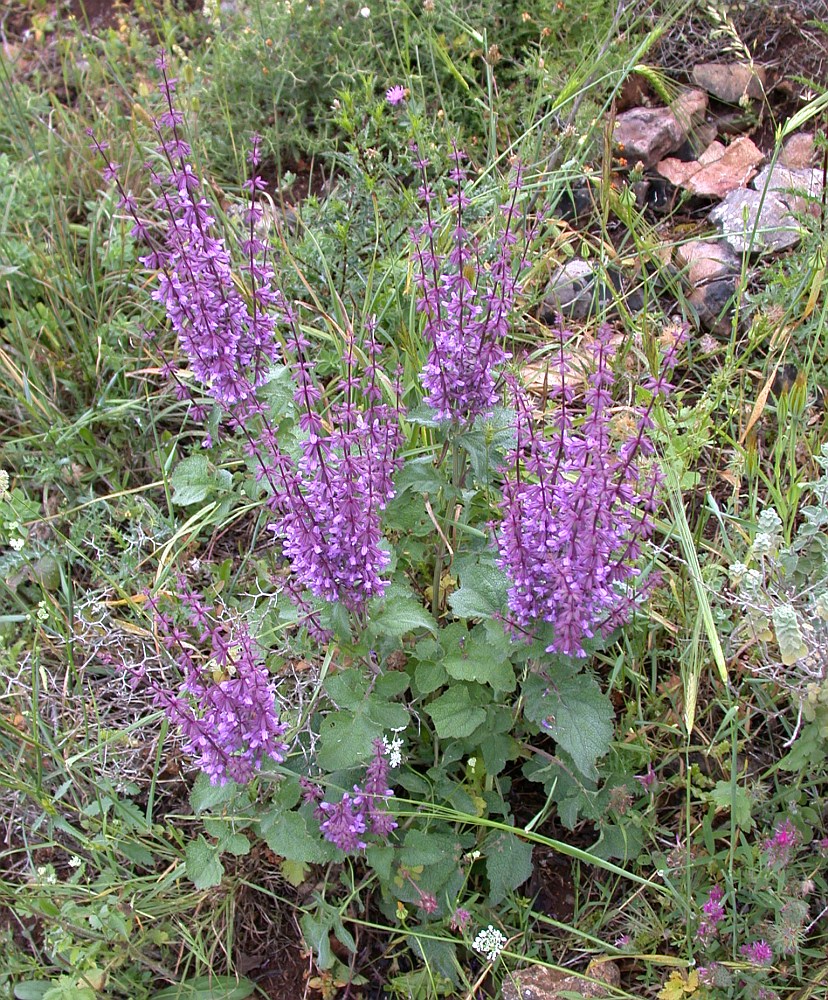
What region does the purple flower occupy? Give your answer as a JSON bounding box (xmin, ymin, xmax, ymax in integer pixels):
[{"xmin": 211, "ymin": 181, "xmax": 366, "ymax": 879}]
[
  {"xmin": 451, "ymin": 908, "xmax": 471, "ymax": 932},
  {"xmin": 740, "ymin": 940, "xmax": 773, "ymax": 967},
  {"xmin": 143, "ymin": 586, "xmax": 288, "ymax": 785},
  {"xmin": 763, "ymin": 819, "xmax": 800, "ymax": 868},
  {"xmin": 261, "ymin": 325, "xmax": 405, "ymax": 612},
  {"xmin": 697, "ymin": 885, "xmax": 726, "ymax": 944},
  {"xmin": 386, "ymin": 84, "xmax": 407, "ymax": 105},
  {"xmin": 410, "ymin": 145, "xmax": 531, "ymax": 425},
  {"xmin": 319, "ymin": 792, "xmax": 368, "ymax": 852},
  {"xmin": 309, "ymin": 738, "xmax": 398, "ymax": 852},
  {"xmin": 494, "ymin": 327, "xmax": 675, "ymax": 657},
  {"xmin": 635, "ymin": 765, "xmax": 657, "ymax": 791},
  {"xmin": 90, "ymin": 66, "xmax": 281, "ymax": 409}
]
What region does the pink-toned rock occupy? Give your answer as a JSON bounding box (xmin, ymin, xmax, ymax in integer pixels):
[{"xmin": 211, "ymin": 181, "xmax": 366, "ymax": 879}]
[
  {"xmin": 676, "ymin": 239, "xmax": 740, "ymax": 285},
  {"xmin": 780, "ymin": 132, "xmax": 817, "ymax": 169},
  {"xmin": 692, "ymin": 62, "xmax": 766, "ymax": 103},
  {"xmin": 670, "ymin": 88, "xmax": 709, "ymax": 124},
  {"xmin": 657, "ymin": 137, "xmax": 763, "ymax": 198},
  {"xmin": 614, "ymin": 89, "xmax": 707, "ymax": 169}
]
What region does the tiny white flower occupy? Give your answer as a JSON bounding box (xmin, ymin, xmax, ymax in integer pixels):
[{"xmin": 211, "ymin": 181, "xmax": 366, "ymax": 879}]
[
  {"xmin": 382, "ymin": 732, "xmax": 404, "ymax": 768},
  {"xmin": 359, "ymin": 5, "xmax": 371, "ymax": 14},
  {"xmin": 9, "ymin": 536, "xmax": 24, "ymax": 551},
  {"xmin": 472, "ymin": 924, "xmax": 507, "ymax": 963},
  {"xmin": 68, "ymin": 855, "xmax": 82, "ymax": 868},
  {"xmin": 0, "ymin": 469, "xmax": 9, "ymax": 497}
]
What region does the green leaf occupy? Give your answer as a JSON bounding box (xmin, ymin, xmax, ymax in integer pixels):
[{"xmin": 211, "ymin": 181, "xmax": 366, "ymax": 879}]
[
  {"xmin": 590, "ymin": 822, "xmax": 644, "ymax": 863},
  {"xmin": 280, "ymin": 858, "xmax": 310, "ymax": 887},
  {"xmin": 709, "ymin": 781, "xmax": 754, "ymax": 829},
  {"xmin": 414, "ymin": 658, "xmax": 448, "ymax": 695},
  {"xmin": 190, "ymin": 773, "xmax": 244, "ymax": 814},
  {"xmin": 456, "ymin": 407, "xmax": 516, "ymax": 482},
  {"xmin": 13, "ymin": 984, "xmax": 51, "ymax": 1000},
  {"xmin": 369, "ymin": 593, "xmax": 437, "ymax": 638},
  {"xmin": 259, "ymin": 810, "xmax": 331, "ymax": 863},
  {"xmin": 365, "ymin": 844, "xmax": 395, "ymax": 882},
  {"xmin": 407, "ymin": 936, "xmax": 460, "ymax": 987},
  {"xmin": 484, "ymin": 831, "xmax": 533, "ymax": 905},
  {"xmin": 443, "ymin": 625, "xmax": 515, "ymax": 692},
  {"xmin": 317, "ymin": 710, "xmax": 383, "ymax": 770},
  {"xmin": 426, "ymin": 685, "xmax": 486, "ymax": 739},
  {"xmin": 151, "ymin": 975, "xmax": 255, "ymax": 999},
  {"xmin": 523, "ymin": 672, "xmax": 613, "ymax": 780},
  {"xmin": 185, "ymin": 836, "xmax": 224, "ymax": 890},
  {"xmin": 401, "ymin": 829, "xmax": 460, "ymax": 868},
  {"xmin": 170, "ymin": 455, "xmax": 232, "ymax": 507},
  {"xmin": 448, "ymin": 555, "xmax": 509, "ymax": 620}
]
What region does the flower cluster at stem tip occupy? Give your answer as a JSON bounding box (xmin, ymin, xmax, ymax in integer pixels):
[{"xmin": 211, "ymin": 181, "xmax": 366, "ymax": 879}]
[
  {"xmin": 301, "ymin": 738, "xmax": 397, "ymax": 852},
  {"xmin": 496, "ymin": 326, "xmax": 682, "ymax": 657}
]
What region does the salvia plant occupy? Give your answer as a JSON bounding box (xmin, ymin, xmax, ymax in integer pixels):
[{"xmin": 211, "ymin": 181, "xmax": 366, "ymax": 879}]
[{"xmin": 87, "ymin": 52, "xmax": 682, "ymax": 986}]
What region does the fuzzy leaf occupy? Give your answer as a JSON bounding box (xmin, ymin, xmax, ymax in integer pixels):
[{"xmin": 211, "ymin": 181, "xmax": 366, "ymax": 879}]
[
  {"xmin": 369, "ymin": 592, "xmax": 438, "ymax": 638},
  {"xmin": 448, "ymin": 556, "xmax": 509, "ymax": 620},
  {"xmin": 152, "ymin": 976, "xmax": 255, "ymax": 999},
  {"xmin": 484, "ymin": 831, "xmax": 533, "ymax": 904},
  {"xmin": 709, "ymin": 781, "xmax": 754, "ymax": 829},
  {"xmin": 185, "ymin": 836, "xmax": 224, "ymax": 890},
  {"xmin": 426, "ymin": 686, "xmax": 486, "ymax": 739},
  {"xmin": 171, "ymin": 455, "xmax": 232, "ymax": 506},
  {"xmin": 772, "ymin": 604, "xmax": 808, "ymax": 665},
  {"xmin": 259, "ymin": 810, "xmax": 331, "ymax": 864},
  {"xmin": 523, "ymin": 672, "xmax": 613, "ymax": 779}
]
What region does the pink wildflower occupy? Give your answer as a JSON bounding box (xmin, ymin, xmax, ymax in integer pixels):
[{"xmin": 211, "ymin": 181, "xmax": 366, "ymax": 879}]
[
  {"xmin": 763, "ymin": 819, "xmax": 800, "ymax": 868},
  {"xmin": 386, "ymin": 84, "xmax": 407, "ymax": 105},
  {"xmin": 740, "ymin": 940, "xmax": 773, "ymax": 967},
  {"xmin": 698, "ymin": 885, "xmax": 725, "ymax": 943}
]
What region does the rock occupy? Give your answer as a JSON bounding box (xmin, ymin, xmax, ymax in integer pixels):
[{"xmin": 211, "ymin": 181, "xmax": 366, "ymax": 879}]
[
  {"xmin": 751, "ymin": 164, "xmax": 824, "ymax": 216},
  {"xmin": 614, "ymin": 89, "xmax": 707, "ymax": 169},
  {"xmin": 688, "ymin": 277, "xmax": 741, "ymax": 335},
  {"xmin": 780, "ymin": 132, "xmax": 817, "ymax": 170},
  {"xmin": 691, "ymin": 62, "xmax": 766, "ymax": 103},
  {"xmin": 551, "ymin": 182, "xmax": 596, "ymax": 224},
  {"xmin": 657, "ymin": 136, "xmax": 763, "ymax": 198},
  {"xmin": 502, "ymin": 961, "xmax": 620, "ymax": 1000},
  {"xmin": 676, "ymin": 240, "xmax": 742, "ymax": 334},
  {"xmin": 676, "ymin": 239, "xmax": 740, "ymax": 285},
  {"xmin": 540, "ymin": 259, "xmax": 612, "ymax": 322},
  {"xmin": 710, "ymin": 189, "xmax": 801, "ymax": 253}
]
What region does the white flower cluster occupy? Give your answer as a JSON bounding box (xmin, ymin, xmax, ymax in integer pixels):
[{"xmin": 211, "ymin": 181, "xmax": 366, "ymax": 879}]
[
  {"xmin": 382, "ymin": 729, "xmax": 405, "ymax": 768},
  {"xmin": 472, "ymin": 924, "xmax": 507, "ymax": 963}
]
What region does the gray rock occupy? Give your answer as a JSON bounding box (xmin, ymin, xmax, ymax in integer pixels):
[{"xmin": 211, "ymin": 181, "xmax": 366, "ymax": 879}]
[
  {"xmin": 751, "ymin": 164, "xmax": 824, "ymax": 215},
  {"xmin": 540, "ymin": 260, "xmax": 613, "ymax": 322},
  {"xmin": 676, "ymin": 239, "xmax": 743, "ymax": 334},
  {"xmin": 709, "ymin": 188, "xmax": 801, "ymax": 253},
  {"xmin": 692, "ymin": 62, "xmax": 766, "ymax": 104}
]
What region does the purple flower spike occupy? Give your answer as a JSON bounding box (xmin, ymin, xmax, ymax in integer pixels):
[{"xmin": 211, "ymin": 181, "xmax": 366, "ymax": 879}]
[
  {"xmin": 495, "ymin": 329, "xmax": 680, "ymax": 657},
  {"xmin": 143, "ymin": 586, "xmax": 288, "ymax": 786},
  {"xmin": 411, "ymin": 148, "xmax": 530, "ymax": 425},
  {"xmin": 319, "ymin": 792, "xmax": 369, "ymax": 853}
]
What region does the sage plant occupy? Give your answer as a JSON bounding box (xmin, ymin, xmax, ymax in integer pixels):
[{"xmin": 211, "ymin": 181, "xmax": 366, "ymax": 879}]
[
  {"xmin": 410, "ymin": 145, "xmax": 533, "ymax": 426},
  {"xmin": 496, "ymin": 326, "xmax": 681, "ymax": 657}
]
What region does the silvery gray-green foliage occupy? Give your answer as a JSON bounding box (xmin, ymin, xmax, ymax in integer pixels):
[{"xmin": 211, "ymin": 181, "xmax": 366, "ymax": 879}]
[{"xmin": 729, "ymin": 443, "xmax": 828, "ymax": 677}]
